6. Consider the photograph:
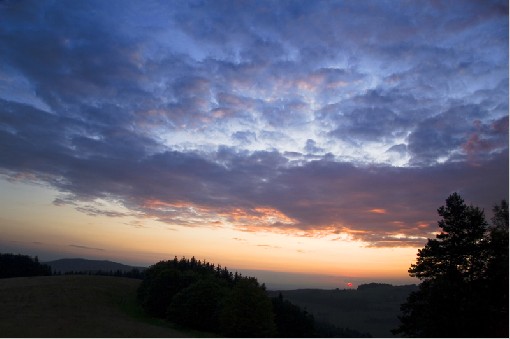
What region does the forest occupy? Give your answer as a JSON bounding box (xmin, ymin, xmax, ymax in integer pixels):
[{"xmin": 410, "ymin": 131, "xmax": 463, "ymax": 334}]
[
  {"xmin": 136, "ymin": 256, "xmax": 369, "ymax": 337},
  {"xmin": 0, "ymin": 253, "xmax": 52, "ymax": 278}
]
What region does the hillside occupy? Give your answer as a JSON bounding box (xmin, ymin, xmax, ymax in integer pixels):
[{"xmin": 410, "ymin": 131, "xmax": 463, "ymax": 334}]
[
  {"xmin": 269, "ymin": 283, "xmax": 417, "ymax": 337},
  {"xmin": 44, "ymin": 258, "xmax": 146, "ymax": 274},
  {"xmin": 0, "ymin": 275, "xmax": 194, "ymax": 337}
]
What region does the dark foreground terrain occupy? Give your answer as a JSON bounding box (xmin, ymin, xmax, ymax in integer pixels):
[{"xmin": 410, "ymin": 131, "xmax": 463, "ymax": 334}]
[
  {"xmin": 0, "ymin": 273, "xmax": 416, "ymax": 338},
  {"xmin": 0, "ymin": 275, "xmax": 194, "ymax": 337},
  {"xmin": 269, "ymin": 284, "xmax": 418, "ymax": 337}
]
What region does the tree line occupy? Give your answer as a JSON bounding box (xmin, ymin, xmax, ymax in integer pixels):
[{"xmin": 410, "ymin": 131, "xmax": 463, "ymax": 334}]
[
  {"xmin": 0, "ymin": 253, "xmax": 52, "ymax": 278},
  {"xmin": 52, "ymin": 268, "xmax": 145, "ymax": 279},
  {"xmin": 137, "ymin": 256, "xmax": 369, "ymax": 337},
  {"xmin": 0, "ymin": 253, "xmax": 145, "ymax": 280}
]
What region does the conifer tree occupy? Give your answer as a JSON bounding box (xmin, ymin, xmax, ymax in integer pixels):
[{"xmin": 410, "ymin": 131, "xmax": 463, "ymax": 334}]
[{"xmin": 393, "ymin": 193, "xmax": 509, "ymax": 337}]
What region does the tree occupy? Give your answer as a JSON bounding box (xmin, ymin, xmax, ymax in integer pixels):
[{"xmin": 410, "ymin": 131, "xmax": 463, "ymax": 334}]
[
  {"xmin": 393, "ymin": 193, "xmax": 509, "ymax": 337},
  {"xmin": 137, "ymin": 263, "xmax": 198, "ymax": 317},
  {"xmin": 220, "ymin": 277, "xmax": 277, "ymax": 337},
  {"xmin": 0, "ymin": 253, "xmax": 52, "ymax": 278},
  {"xmin": 483, "ymin": 199, "xmax": 509, "ymax": 336},
  {"xmin": 137, "ymin": 257, "xmax": 280, "ymax": 336},
  {"xmin": 271, "ymin": 292, "xmax": 315, "ymax": 338},
  {"xmin": 167, "ymin": 277, "xmax": 228, "ymax": 332}
]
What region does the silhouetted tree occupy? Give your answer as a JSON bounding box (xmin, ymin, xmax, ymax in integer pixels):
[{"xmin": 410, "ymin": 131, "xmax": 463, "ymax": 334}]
[
  {"xmin": 0, "ymin": 253, "xmax": 52, "ymax": 278},
  {"xmin": 483, "ymin": 199, "xmax": 509, "ymax": 336},
  {"xmin": 219, "ymin": 277, "xmax": 277, "ymax": 337},
  {"xmin": 137, "ymin": 256, "xmax": 274, "ymax": 336},
  {"xmin": 271, "ymin": 292, "xmax": 315, "ymax": 337},
  {"xmin": 393, "ymin": 193, "xmax": 509, "ymax": 337},
  {"xmin": 137, "ymin": 263, "xmax": 198, "ymax": 317},
  {"xmin": 167, "ymin": 276, "xmax": 228, "ymax": 332}
]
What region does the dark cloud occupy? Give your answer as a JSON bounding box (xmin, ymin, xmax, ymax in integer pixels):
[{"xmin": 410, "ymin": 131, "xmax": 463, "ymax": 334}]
[
  {"xmin": 304, "ymin": 139, "xmax": 324, "ymax": 154},
  {"xmin": 232, "ymin": 130, "xmax": 257, "ymax": 145},
  {"xmin": 69, "ymin": 244, "xmax": 105, "ymax": 252},
  {"xmin": 0, "ymin": 0, "xmax": 507, "ymax": 247},
  {"xmin": 408, "ymin": 105, "xmax": 488, "ymax": 165},
  {"xmin": 386, "ymin": 144, "xmax": 407, "ymax": 156},
  {"xmin": 2, "ymin": 98, "xmax": 507, "ymax": 245},
  {"xmin": 329, "ymin": 107, "xmax": 407, "ymax": 142}
]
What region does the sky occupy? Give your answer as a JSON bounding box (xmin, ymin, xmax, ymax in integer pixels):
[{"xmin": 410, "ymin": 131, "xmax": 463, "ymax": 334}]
[{"xmin": 0, "ymin": 0, "xmax": 508, "ymax": 289}]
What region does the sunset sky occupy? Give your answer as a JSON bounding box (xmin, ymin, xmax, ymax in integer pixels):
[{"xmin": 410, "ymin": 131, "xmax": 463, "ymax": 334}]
[{"xmin": 0, "ymin": 0, "xmax": 508, "ymax": 288}]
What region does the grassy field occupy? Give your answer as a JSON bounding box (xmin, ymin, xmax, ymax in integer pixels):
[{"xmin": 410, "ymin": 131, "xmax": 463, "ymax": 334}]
[
  {"xmin": 0, "ymin": 275, "xmax": 199, "ymax": 337},
  {"xmin": 269, "ymin": 284, "xmax": 417, "ymax": 337}
]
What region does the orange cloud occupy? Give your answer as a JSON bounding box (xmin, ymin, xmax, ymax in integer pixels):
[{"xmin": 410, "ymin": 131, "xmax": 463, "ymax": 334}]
[
  {"xmin": 142, "ymin": 199, "xmax": 301, "ymax": 231},
  {"xmin": 220, "ymin": 206, "xmax": 298, "ymax": 227},
  {"xmin": 369, "ymin": 208, "xmax": 387, "ymax": 214}
]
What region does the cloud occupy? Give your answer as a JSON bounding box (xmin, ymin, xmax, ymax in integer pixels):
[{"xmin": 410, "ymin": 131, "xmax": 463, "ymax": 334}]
[
  {"xmin": 304, "ymin": 139, "xmax": 324, "ymax": 154},
  {"xmin": 2, "ymin": 91, "xmax": 508, "ymax": 247},
  {"xmin": 75, "ymin": 206, "xmax": 133, "ymax": 219},
  {"xmin": 69, "ymin": 244, "xmax": 105, "ymax": 252},
  {"xmin": 408, "ymin": 104, "xmax": 489, "ymax": 165},
  {"xmin": 232, "ymin": 130, "xmax": 257, "ymax": 145},
  {"xmin": 4, "ymin": 103, "xmax": 507, "ymax": 246},
  {"xmin": 256, "ymin": 244, "xmax": 281, "ymax": 250},
  {"xmin": 0, "ymin": 0, "xmax": 507, "ymax": 247}
]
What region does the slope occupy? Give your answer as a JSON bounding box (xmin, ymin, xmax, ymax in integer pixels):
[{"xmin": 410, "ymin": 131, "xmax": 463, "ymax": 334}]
[{"xmin": 0, "ymin": 275, "xmax": 190, "ymax": 337}]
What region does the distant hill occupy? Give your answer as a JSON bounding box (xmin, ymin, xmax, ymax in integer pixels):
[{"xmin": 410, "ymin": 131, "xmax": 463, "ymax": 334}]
[
  {"xmin": 268, "ymin": 283, "xmax": 417, "ymax": 338},
  {"xmin": 44, "ymin": 258, "xmax": 146, "ymax": 274}
]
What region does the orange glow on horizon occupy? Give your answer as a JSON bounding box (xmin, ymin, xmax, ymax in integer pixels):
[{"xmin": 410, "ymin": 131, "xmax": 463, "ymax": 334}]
[{"xmin": 0, "ymin": 180, "xmax": 422, "ymax": 285}]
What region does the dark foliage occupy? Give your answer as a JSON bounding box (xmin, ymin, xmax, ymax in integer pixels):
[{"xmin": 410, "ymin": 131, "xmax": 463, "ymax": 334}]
[
  {"xmin": 219, "ymin": 277, "xmax": 277, "ymax": 337},
  {"xmin": 0, "ymin": 253, "xmax": 52, "ymax": 278},
  {"xmin": 56, "ymin": 268, "xmax": 145, "ymax": 279},
  {"xmin": 137, "ymin": 256, "xmax": 367, "ymax": 337},
  {"xmin": 356, "ymin": 283, "xmax": 393, "ymax": 291},
  {"xmin": 268, "ymin": 286, "xmax": 415, "ymax": 337},
  {"xmin": 45, "ymin": 258, "xmax": 145, "ymax": 276},
  {"xmin": 167, "ymin": 277, "xmax": 228, "ymax": 332},
  {"xmin": 393, "ymin": 193, "xmax": 509, "ymax": 337},
  {"xmin": 271, "ymin": 292, "xmax": 315, "ymax": 337},
  {"xmin": 137, "ymin": 256, "xmax": 278, "ymax": 336},
  {"xmin": 314, "ymin": 320, "xmax": 372, "ymax": 338}
]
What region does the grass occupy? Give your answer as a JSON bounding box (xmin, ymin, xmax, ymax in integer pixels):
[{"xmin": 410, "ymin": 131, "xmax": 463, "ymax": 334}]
[{"xmin": 0, "ymin": 275, "xmax": 197, "ymax": 337}]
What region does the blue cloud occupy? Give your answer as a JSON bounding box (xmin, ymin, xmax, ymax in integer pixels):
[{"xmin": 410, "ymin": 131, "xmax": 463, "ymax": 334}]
[{"xmin": 0, "ymin": 0, "xmax": 507, "ymax": 246}]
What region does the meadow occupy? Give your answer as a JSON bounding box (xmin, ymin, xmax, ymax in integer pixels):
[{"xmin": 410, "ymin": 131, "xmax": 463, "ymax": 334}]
[{"xmin": 0, "ymin": 275, "xmax": 199, "ymax": 337}]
